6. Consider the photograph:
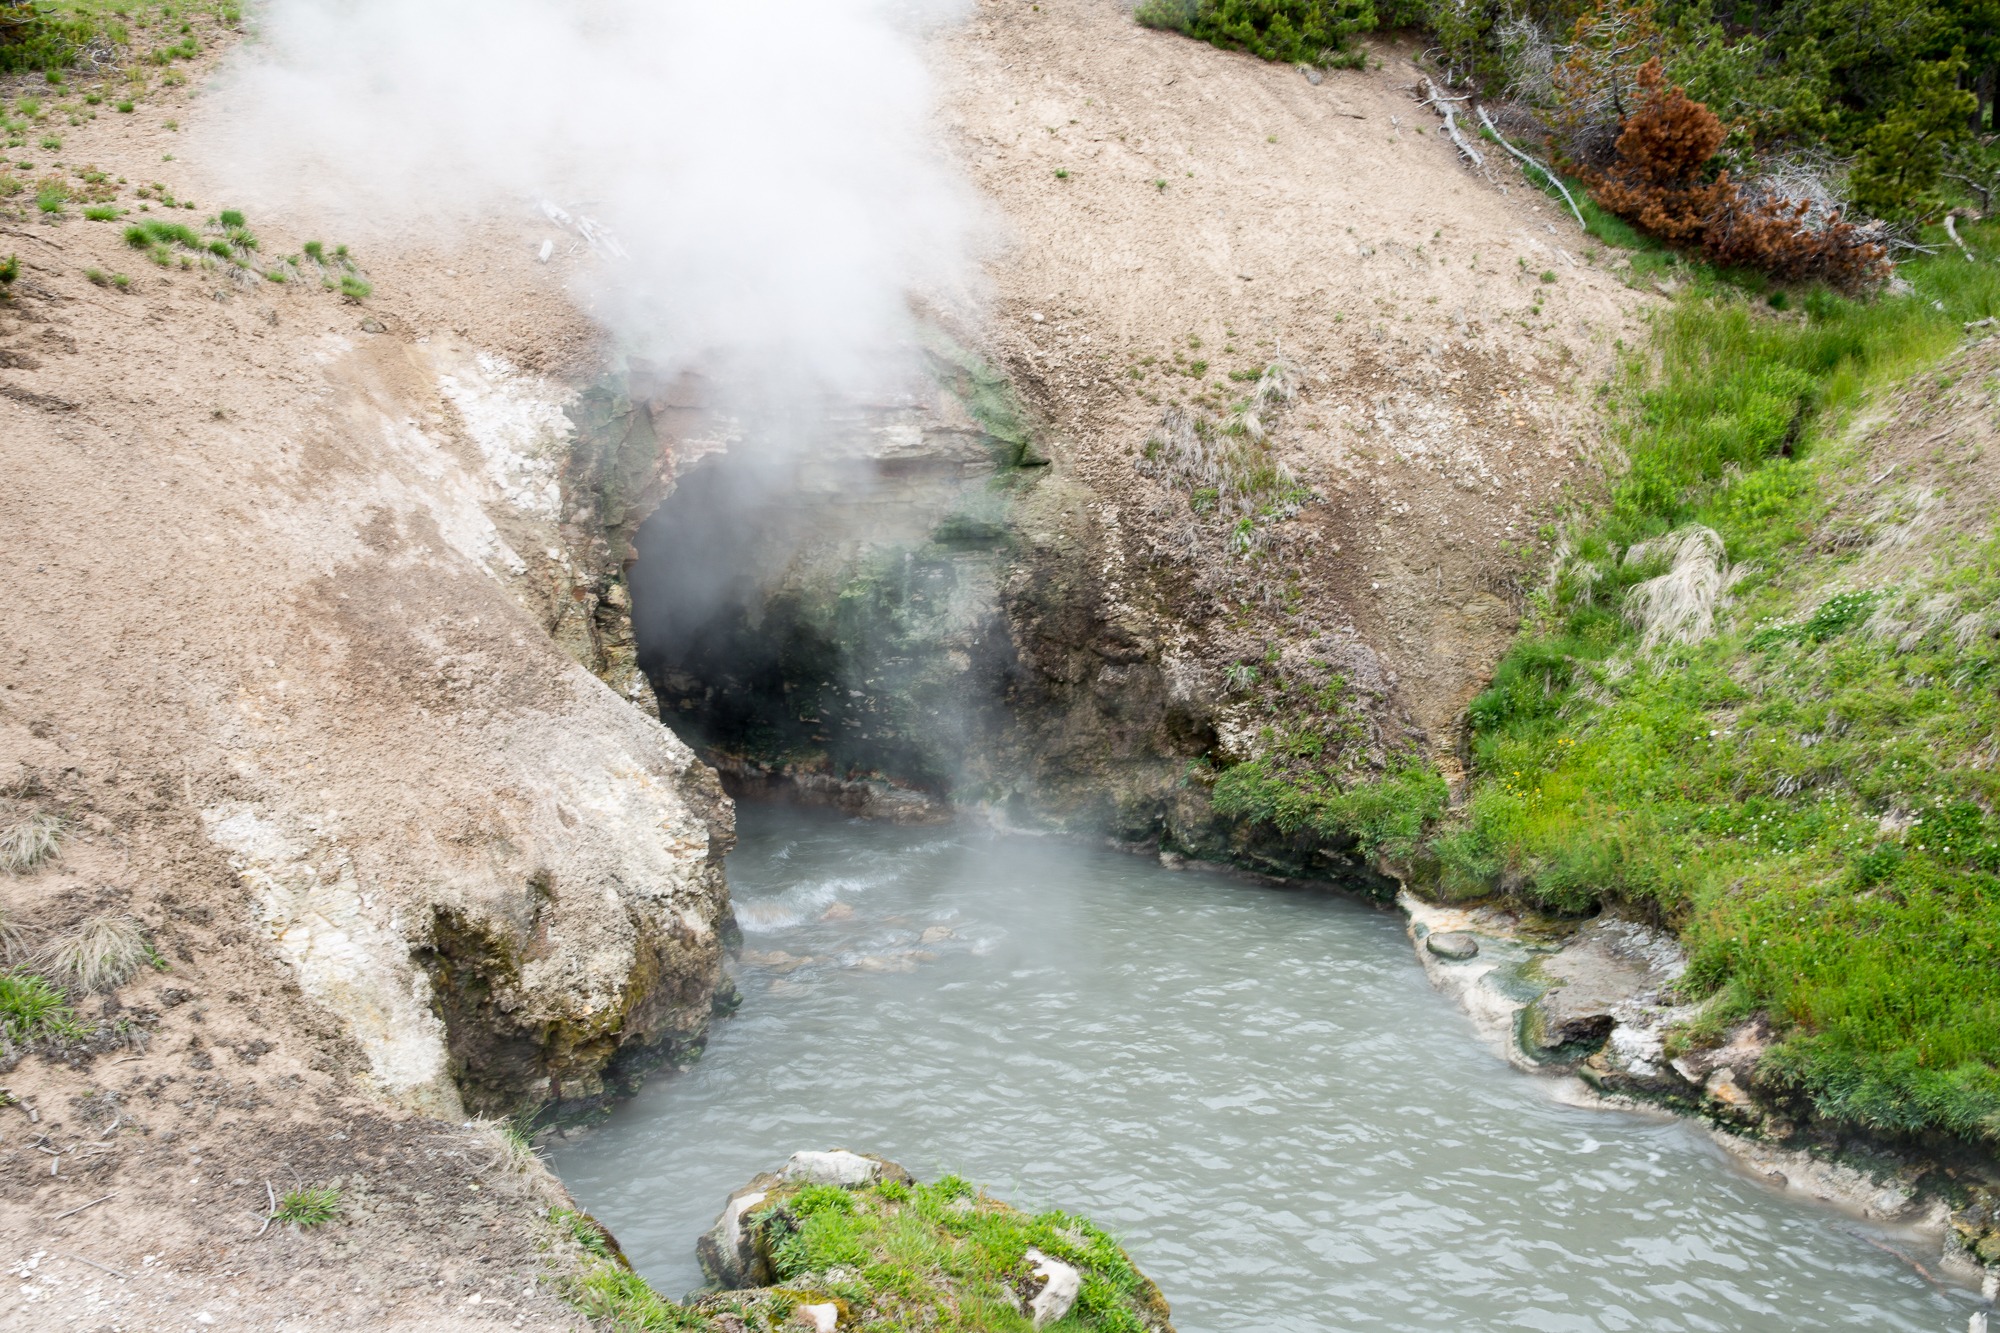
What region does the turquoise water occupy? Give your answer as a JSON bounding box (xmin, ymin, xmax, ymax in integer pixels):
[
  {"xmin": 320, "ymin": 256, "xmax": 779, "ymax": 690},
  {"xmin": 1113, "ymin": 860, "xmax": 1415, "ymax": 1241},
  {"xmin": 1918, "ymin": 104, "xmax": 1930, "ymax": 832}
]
[{"xmin": 550, "ymin": 804, "xmax": 1973, "ymax": 1331}]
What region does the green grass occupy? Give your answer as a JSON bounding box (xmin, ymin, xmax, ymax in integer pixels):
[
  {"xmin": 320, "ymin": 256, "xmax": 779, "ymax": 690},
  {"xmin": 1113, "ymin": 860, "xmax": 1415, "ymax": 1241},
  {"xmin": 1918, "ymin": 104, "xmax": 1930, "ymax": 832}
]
[
  {"xmin": 0, "ymin": 970, "xmax": 85, "ymax": 1044},
  {"xmin": 0, "ymin": 1, "xmax": 240, "ymax": 76},
  {"xmin": 1428, "ymin": 218, "xmax": 2000, "ymax": 1145},
  {"xmin": 273, "ymin": 1186, "xmax": 341, "ymax": 1228},
  {"xmin": 744, "ymin": 1177, "xmax": 1162, "ymax": 1331},
  {"xmin": 1135, "ymin": 0, "xmax": 1372, "ymax": 68},
  {"xmin": 123, "ymin": 217, "xmax": 197, "ymax": 249}
]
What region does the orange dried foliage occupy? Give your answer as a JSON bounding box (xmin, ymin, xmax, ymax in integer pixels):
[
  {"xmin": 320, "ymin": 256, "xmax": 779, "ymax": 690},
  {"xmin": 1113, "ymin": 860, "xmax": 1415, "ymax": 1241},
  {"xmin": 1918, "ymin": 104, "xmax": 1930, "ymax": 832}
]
[{"xmin": 1587, "ymin": 61, "xmax": 1888, "ymax": 290}]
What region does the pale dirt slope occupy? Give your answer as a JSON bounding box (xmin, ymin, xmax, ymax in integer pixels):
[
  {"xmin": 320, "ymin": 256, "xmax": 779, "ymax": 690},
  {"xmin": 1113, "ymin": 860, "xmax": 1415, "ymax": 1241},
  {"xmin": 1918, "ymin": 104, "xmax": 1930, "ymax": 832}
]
[{"xmin": 939, "ymin": 0, "xmax": 1648, "ymax": 746}]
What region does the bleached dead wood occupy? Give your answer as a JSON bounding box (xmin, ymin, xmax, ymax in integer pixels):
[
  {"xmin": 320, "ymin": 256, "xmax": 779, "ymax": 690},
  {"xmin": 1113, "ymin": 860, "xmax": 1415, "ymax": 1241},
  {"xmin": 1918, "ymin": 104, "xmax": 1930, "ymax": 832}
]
[
  {"xmin": 1476, "ymin": 106, "xmax": 1587, "ymax": 231},
  {"xmin": 1417, "ymin": 78, "xmax": 1482, "ymax": 169}
]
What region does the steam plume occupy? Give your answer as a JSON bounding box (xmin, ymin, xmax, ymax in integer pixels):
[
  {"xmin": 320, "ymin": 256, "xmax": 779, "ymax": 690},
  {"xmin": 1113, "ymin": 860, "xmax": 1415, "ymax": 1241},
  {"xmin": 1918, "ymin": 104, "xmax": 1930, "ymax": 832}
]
[{"xmin": 203, "ymin": 0, "xmax": 981, "ymax": 391}]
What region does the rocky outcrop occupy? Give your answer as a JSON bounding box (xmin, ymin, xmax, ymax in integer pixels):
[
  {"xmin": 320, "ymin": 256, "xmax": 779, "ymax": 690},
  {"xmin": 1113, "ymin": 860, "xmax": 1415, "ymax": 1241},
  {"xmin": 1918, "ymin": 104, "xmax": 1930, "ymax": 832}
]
[{"xmin": 1403, "ymin": 892, "xmax": 2000, "ymax": 1282}]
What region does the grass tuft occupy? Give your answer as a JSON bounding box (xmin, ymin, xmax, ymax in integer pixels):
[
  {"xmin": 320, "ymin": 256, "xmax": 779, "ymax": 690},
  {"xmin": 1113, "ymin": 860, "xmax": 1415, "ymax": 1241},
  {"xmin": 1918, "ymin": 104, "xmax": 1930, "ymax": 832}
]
[
  {"xmin": 0, "ymin": 971, "xmax": 84, "ymax": 1044},
  {"xmin": 273, "ymin": 1186, "xmax": 341, "ymax": 1229},
  {"xmin": 38, "ymin": 914, "xmax": 155, "ymax": 993},
  {"xmin": 0, "ymin": 813, "xmax": 62, "ymax": 873}
]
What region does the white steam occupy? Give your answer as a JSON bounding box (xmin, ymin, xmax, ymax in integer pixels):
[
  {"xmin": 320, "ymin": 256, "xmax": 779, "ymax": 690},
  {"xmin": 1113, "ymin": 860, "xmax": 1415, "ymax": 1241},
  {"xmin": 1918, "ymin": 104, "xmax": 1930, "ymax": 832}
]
[{"xmin": 204, "ymin": 0, "xmax": 980, "ymax": 391}]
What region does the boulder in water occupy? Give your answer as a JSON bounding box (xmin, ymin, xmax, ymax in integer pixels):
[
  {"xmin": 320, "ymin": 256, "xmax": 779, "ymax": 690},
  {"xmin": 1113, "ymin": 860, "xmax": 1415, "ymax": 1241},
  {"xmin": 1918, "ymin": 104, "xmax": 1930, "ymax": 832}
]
[{"xmin": 1425, "ymin": 930, "xmax": 1480, "ymax": 960}]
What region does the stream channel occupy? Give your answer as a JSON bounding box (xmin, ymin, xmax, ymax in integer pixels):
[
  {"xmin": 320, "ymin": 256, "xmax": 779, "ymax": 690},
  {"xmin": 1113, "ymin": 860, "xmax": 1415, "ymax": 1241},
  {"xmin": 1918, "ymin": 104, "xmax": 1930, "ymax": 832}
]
[{"xmin": 551, "ymin": 803, "xmax": 1973, "ymax": 1331}]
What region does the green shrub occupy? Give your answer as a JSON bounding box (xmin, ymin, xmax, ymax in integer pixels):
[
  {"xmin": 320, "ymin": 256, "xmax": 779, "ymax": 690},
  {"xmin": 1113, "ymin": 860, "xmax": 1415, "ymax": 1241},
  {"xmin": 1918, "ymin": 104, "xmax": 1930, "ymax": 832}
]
[{"xmin": 1135, "ymin": 0, "xmax": 1376, "ymax": 66}]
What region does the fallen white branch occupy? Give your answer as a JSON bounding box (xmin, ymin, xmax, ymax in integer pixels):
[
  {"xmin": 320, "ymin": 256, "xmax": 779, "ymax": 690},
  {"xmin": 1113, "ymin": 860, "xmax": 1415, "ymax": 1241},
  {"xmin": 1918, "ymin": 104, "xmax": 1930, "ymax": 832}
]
[
  {"xmin": 1417, "ymin": 77, "xmax": 1482, "ymax": 169},
  {"xmin": 1476, "ymin": 106, "xmax": 1587, "ymax": 231},
  {"xmin": 1945, "ymin": 214, "xmax": 1976, "ymax": 262}
]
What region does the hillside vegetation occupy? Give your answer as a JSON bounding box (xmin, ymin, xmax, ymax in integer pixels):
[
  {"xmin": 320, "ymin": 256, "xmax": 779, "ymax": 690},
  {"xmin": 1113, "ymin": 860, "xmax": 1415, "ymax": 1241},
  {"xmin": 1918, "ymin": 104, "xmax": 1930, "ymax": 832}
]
[
  {"xmin": 1438, "ymin": 227, "xmax": 2000, "ymax": 1147},
  {"xmin": 1142, "ymin": 0, "xmax": 1996, "ymax": 245}
]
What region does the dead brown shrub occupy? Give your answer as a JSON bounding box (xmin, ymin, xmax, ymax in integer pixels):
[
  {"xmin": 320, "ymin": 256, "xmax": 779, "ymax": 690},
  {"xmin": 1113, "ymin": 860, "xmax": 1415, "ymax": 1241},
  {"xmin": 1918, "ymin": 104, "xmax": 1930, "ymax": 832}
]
[{"xmin": 1585, "ymin": 60, "xmax": 1887, "ymax": 291}]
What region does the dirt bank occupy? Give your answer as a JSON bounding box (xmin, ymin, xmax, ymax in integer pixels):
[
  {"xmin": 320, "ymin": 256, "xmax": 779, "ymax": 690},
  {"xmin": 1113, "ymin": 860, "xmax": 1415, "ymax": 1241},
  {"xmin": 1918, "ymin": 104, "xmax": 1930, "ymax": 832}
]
[
  {"xmin": 0, "ymin": 46, "xmax": 731, "ymax": 1328},
  {"xmin": 940, "ymin": 0, "xmax": 1648, "ymax": 746}
]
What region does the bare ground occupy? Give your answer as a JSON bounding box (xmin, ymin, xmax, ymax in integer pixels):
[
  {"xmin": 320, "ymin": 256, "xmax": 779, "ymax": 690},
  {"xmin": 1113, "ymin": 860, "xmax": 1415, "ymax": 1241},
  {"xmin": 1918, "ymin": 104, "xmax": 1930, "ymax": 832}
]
[
  {"xmin": 939, "ymin": 0, "xmax": 1650, "ymax": 749},
  {"xmin": 0, "ymin": 47, "xmax": 727, "ymax": 1331}
]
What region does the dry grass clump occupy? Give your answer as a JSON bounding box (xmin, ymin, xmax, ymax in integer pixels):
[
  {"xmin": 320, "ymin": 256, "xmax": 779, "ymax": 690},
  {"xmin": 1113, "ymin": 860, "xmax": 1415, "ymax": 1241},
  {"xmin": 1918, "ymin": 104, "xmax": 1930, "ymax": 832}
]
[
  {"xmin": 1136, "ymin": 360, "xmax": 1311, "ymax": 525},
  {"xmin": 467, "ymin": 1117, "xmax": 543, "ymax": 1176},
  {"xmin": 38, "ymin": 914, "xmax": 153, "ymax": 993},
  {"xmin": 1621, "ymin": 524, "xmax": 1744, "ymax": 649},
  {"xmin": 0, "ymin": 907, "xmax": 29, "ymax": 963},
  {"xmin": 0, "ymin": 812, "xmax": 62, "ymax": 873}
]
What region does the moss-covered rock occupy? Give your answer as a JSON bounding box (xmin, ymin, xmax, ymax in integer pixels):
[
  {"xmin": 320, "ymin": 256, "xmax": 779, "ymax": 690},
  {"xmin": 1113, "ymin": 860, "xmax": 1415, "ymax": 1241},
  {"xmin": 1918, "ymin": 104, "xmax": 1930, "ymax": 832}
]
[{"xmin": 696, "ymin": 1155, "xmax": 1173, "ymax": 1332}]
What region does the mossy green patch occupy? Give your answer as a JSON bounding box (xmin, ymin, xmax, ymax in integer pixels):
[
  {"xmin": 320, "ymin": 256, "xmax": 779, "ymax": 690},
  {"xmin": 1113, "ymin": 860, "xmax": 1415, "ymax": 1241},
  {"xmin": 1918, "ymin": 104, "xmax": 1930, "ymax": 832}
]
[
  {"xmin": 560, "ymin": 1177, "xmax": 1170, "ymax": 1332},
  {"xmin": 919, "ymin": 327, "xmax": 1046, "ymax": 470}
]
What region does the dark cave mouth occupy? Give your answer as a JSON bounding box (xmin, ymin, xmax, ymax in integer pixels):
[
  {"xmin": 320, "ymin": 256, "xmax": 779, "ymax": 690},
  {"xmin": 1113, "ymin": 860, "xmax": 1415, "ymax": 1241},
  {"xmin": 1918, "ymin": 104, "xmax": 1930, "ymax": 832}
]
[{"xmin": 627, "ymin": 451, "xmax": 1018, "ymax": 803}]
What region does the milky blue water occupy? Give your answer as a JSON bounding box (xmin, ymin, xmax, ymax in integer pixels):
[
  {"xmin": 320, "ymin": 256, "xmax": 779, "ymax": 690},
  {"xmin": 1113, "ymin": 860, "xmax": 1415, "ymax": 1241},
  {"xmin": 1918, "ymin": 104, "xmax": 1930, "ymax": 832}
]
[{"xmin": 550, "ymin": 804, "xmax": 1974, "ymax": 1331}]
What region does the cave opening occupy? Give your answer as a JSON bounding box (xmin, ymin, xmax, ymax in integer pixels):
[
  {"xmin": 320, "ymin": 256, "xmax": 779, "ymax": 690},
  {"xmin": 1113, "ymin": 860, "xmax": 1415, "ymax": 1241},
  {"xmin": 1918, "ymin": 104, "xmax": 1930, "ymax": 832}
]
[{"xmin": 628, "ymin": 443, "xmax": 1019, "ymax": 806}]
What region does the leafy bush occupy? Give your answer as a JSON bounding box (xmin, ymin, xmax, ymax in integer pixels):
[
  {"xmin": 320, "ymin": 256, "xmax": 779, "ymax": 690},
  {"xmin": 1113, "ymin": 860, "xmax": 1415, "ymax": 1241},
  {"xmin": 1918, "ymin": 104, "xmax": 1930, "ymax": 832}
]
[{"xmin": 1136, "ymin": 0, "xmax": 1375, "ymax": 67}]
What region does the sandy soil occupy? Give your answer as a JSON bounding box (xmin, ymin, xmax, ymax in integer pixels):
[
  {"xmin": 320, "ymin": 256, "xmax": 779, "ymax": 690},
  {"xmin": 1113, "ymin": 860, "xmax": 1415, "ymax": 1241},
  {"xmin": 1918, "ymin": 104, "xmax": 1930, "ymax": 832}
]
[
  {"xmin": 938, "ymin": 0, "xmax": 1650, "ymax": 746},
  {"xmin": 0, "ymin": 46, "xmax": 729, "ymax": 1330}
]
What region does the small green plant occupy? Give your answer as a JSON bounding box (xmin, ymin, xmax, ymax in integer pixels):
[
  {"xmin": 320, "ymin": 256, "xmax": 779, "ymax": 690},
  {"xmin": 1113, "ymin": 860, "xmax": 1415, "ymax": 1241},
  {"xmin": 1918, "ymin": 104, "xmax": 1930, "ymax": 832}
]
[
  {"xmin": 0, "ymin": 814, "xmax": 61, "ymax": 872},
  {"xmin": 0, "ymin": 971, "xmax": 83, "ymax": 1044},
  {"xmin": 337, "ymin": 274, "xmax": 372, "ymax": 301},
  {"xmin": 34, "ymin": 181, "xmax": 65, "ymax": 214},
  {"xmin": 37, "ymin": 135, "xmax": 58, "ymax": 152},
  {"xmin": 83, "ymin": 204, "xmax": 116, "ymax": 221},
  {"xmin": 273, "ymin": 1186, "xmax": 341, "ymax": 1229},
  {"xmin": 301, "ymin": 239, "xmax": 324, "ymax": 262},
  {"xmin": 1053, "ymin": 168, "xmax": 1069, "ymax": 179},
  {"xmin": 115, "ymin": 101, "xmax": 134, "ymax": 114},
  {"xmin": 85, "ymin": 267, "xmax": 106, "ymax": 285},
  {"xmin": 110, "ymin": 272, "xmax": 130, "ymax": 290},
  {"xmin": 124, "ymin": 218, "xmax": 199, "ymax": 250},
  {"xmin": 0, "ymin": 254, "xmax": 15, "ymax": 286},
  {"xmin": 218, "ymin": 208, "xmax": 244, "ymax": 228},
  {"xmin": 1152, "ymin": 178, "xmax": 1168, "ymax": 190},
  {"xmin": 1540, "ymin": 269, "xmax": 1557, "ymax": 283}
]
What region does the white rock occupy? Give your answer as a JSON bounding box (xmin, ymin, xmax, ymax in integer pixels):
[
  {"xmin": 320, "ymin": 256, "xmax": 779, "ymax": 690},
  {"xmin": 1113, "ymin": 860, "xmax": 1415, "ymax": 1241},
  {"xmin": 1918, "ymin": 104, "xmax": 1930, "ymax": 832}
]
[
  {"xmin": 794, "ymin": 1302, "xmax": 839, "ymax": 1332},
  {"xmin": 1023, "ymin": 1248, "xmax": 1081, "ymax": 1328},
  {"xmin": 782, "ymin": 1150, "xmax": 882, "ymax": 1186}
]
